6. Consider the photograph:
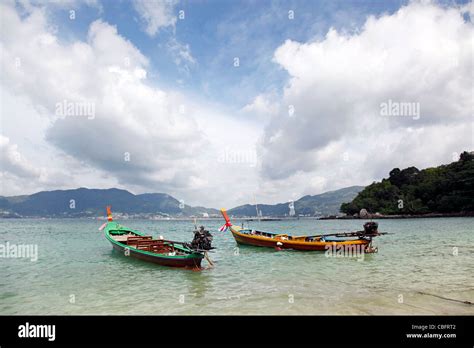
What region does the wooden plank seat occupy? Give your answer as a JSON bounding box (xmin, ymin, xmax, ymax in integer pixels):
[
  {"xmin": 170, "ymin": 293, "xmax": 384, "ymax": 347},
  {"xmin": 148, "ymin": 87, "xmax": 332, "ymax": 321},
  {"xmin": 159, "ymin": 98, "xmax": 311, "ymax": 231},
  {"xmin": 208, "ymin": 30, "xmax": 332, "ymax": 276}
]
[
  {"xmin": 126, "ymin": 236, "xmax": 153, "ymax": 245},
  {"xmin": 135, "ymin": 239, "xmax": 174, "ymax": 253},
  {"xmin": 139, "ymin": 244, "xmax": 174, "ymax": 253},
  {"xmin": 112, "ymin": 235, "xmax": 131, "ymax": 242},
  {"xmin": 128, "ymin": 235, "xmax": 153, "ymax": 240},
  {"xmin": 135, "ymin": 238, "xmax": 163, "ymax": 243},
  {"xmin": 148, "ymin": 245, "xmax": 174, "ymax": 253},
  {"xmin": 134, "ymin": 240, "xmax": 165, "ymax": 246},
  {"xmin": 123, "ymin": 235, "xmax": 179, "ymax": 253},
  {"xmin": 132, "ymin": 239, "xmax": 170, "ymax": 252}
]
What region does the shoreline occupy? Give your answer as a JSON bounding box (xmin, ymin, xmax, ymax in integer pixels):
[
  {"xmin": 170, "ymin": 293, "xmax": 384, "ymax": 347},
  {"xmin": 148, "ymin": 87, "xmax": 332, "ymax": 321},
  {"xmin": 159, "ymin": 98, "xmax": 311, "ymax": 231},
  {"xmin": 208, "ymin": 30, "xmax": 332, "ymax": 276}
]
[
  {"xmin": 318, "ymin": 212, "xmax": 474, "ymax": 220},
  {"xmin": 1, "ymin": 213, "xmax": 474, "ymax": 220}
]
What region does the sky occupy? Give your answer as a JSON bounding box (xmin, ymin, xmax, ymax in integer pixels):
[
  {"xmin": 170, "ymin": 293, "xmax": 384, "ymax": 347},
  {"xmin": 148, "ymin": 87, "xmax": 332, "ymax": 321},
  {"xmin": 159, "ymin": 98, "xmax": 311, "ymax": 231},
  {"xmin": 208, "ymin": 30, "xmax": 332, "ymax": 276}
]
[{"xmin": 0, "ymin": 0, "xmax": 473, "ymax": 208}]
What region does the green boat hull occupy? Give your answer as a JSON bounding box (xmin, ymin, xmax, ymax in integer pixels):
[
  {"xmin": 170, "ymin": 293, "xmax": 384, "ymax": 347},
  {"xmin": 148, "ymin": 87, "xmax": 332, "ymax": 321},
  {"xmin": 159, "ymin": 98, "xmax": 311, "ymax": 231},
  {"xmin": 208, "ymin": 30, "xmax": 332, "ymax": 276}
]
[{"xmin": 104, "ymin": 222, "xmax": 203, "ymax": 268}]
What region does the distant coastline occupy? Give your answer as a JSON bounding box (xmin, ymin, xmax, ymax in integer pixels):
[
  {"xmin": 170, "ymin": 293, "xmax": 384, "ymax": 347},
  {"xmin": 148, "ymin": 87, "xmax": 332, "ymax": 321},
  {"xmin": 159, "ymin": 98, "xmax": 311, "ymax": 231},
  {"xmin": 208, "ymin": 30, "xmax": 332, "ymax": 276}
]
[
  {"xmin": 2, "ymin": 213, "xmax": 473, "ymax": 221},
  {"xmin": 0, "ymin": 186, "xmax": 364, "ymax": 219},
  {"xmin": 319, "ymin": 212, "xmax": 474, "ymax": 220}
]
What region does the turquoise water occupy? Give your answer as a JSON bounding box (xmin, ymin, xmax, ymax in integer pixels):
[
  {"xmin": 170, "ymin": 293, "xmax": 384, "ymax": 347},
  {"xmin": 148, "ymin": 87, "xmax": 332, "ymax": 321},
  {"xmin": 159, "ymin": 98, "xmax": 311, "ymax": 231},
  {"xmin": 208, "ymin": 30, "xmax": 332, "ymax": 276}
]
[{"xmin": 0, "ymin": 218, "xmax": 473, "ymax": 315}]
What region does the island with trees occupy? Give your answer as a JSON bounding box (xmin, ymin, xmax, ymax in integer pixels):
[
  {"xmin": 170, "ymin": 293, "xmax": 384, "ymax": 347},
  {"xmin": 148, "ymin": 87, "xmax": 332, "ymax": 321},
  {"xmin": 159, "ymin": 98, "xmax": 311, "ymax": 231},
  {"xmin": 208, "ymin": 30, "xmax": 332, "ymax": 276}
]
[{"xmin": 339, "ymin": 151, "xmax": 474, "ymax": 218}]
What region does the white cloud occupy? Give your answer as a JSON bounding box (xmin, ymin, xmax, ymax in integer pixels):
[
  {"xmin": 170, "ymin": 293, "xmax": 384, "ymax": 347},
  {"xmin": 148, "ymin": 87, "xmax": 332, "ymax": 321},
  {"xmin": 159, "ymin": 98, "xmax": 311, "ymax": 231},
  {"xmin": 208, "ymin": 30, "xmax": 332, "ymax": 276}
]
[
  {"xmin": 241, "ymin": 94, "xmax": 279, "ymax": 122},
  {"xmin": 88, "ymin": 20, "xmax": 149, "ymax": 70},
  {"xmin": 0, "ymin": 135, "xmax": 40, "ymax": 179},
  {"xmin": 259, "ymin": 0, "xmax": 473, "ymax": 186},
  {"xmin": 132, "ymin": 0, "xmax": 177, "ymax": 36},
  {"xmin": 166, "ymin": 37, "xmax": 196, "ymax": 74},
  {"xmin": 0, "ymin": 134, "xmax": 79, "ymax": 196},
  {"xmin": 0, "ymin": 2, "xmax": 202, "ymax": 191},
  {"xmin": 0, "ymin": 1, "xmax": 262, "ymax": 207}
]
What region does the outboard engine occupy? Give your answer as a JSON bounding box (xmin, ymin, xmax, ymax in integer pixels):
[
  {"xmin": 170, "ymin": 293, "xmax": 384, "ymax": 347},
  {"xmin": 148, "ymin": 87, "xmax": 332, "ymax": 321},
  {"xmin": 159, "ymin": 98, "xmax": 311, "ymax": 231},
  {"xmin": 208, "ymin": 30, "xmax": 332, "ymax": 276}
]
[
  {"xmin": 189, "ymin": 226, "xmax": 214, "ymax": 251},
  {"xmin": 363, "ymin": 221, "xmax": 379, "ymax": 236}
]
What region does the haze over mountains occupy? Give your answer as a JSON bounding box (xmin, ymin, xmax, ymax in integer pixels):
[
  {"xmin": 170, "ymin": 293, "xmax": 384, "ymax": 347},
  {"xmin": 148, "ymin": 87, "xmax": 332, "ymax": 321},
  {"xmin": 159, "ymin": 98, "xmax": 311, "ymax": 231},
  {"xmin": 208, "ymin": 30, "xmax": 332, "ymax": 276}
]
[
  {"xmin": 228, "ymin": 186, "xmax": 364, "ymax": 217},
  {"xmin": 0, "ymin": 186, "xmax": 364, "ymax": 218}
]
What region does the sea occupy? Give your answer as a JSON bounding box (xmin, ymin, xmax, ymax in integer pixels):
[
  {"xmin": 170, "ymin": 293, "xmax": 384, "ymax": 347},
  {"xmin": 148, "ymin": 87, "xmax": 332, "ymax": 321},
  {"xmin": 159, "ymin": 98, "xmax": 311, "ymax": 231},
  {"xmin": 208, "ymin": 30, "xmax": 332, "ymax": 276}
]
[{"xmin": 0, "ymin": 217, "xmax": 472, "ymax": 315}]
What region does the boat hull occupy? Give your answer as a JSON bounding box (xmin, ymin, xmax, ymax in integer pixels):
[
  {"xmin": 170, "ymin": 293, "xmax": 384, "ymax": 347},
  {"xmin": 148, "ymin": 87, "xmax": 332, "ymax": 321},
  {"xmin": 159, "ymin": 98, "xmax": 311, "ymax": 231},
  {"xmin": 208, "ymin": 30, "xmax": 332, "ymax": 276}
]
[
  {"xmin": 231, "ymin": 228, "xmax": 370, "ymax": 251},
  {"xmin": 104, "ymin": 222, "xmax": 203, "ymax": 268},
  {"xmin": 109, "ymin": 240, "xmax": 202, "ymax": 268}
]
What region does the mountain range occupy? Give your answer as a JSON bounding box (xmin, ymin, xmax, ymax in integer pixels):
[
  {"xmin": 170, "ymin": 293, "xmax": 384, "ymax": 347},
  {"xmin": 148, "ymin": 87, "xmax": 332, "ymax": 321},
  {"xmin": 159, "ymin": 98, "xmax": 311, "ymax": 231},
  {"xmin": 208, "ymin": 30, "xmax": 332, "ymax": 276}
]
[
  {"xmin": 228, "ymin": 186, "xmax": 364, "ymax": 217},
  {"xmin": 0, "ymin": 186, "xmax": 364, "ymax": 218}
]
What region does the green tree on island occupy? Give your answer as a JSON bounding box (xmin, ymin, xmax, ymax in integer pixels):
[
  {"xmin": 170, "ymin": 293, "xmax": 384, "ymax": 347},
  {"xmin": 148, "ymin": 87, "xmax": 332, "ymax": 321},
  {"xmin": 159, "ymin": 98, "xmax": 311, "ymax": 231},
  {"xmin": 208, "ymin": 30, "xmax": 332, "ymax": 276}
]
[{"xmin": 340, "ymin": 151, "xmax": 474, "ymax": 215}]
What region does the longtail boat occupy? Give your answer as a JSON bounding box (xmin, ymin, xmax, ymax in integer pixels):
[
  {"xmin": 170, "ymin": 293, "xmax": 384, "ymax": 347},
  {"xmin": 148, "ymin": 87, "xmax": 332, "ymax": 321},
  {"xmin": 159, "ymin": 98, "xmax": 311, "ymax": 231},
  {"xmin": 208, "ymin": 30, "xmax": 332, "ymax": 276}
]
[
  {"xmin": 100, "ymin": 207, "xmax": 205, "ymax": 268},
  {"xmin": 219, "ymin": 209, "xmax": 385, "ymax": 252}
]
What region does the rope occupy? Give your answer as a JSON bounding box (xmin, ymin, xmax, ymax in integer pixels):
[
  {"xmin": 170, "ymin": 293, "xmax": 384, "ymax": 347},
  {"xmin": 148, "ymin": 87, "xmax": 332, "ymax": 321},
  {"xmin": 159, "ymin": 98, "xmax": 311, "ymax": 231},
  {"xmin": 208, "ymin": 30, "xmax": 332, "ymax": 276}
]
[
  {"xmin": 416, "ymin": 291, "xmax": 473, "ymax": 305},
  {"xmin": 204, "ymin": 251, "xmax": 214, "ymax": 268}
]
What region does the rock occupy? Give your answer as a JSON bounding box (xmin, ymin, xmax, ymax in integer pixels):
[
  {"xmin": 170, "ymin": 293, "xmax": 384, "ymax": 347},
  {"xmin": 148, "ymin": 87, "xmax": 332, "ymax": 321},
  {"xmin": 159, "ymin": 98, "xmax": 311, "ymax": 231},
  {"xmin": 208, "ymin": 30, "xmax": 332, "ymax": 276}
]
[{"xmin": 359, "ymin": 209, "xmax": 369, "ymax": 218}]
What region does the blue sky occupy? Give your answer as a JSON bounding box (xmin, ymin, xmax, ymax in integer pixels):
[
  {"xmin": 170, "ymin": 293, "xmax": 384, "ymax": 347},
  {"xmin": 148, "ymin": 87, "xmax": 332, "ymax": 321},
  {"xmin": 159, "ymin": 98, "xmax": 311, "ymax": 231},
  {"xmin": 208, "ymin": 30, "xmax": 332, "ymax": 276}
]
[
  {"xmin": 37, "ymin": 0, "xmax": 470, "ymax": 110},
  {"xmin": 46, "ymin": 0, "xmax": 415, "ymax": 108},
  {"xmin": 1, "ymin": 0, "xmax": 472, "ymax": 207}
]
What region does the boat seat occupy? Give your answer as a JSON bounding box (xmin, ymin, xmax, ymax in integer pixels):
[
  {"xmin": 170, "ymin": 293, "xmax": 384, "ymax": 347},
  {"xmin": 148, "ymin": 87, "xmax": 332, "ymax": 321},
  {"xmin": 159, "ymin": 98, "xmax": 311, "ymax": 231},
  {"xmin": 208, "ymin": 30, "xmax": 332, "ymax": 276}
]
[
  {"xmin": 112, "ymin": 235, "xmax": 130, "ymax": 242},
  {"xmin": 134, "ymin": 239, "xmax": 167, "ymax": 248},
  {"xmin": 126, "ymin": 236, "xmax": 153, "ymax": 244},
  {"xmin": 136, "ymin": 241, "xmax": 173, "ymax": 253},
  {"xmin": 275, "ymin": 234, "xmax": 289, "ymax": 240},
  {"xmin": 134, "ymin": 239, "xmax": 164, "ymax": 244},
  {"xmin": 292, "ymin": 236, "xmax": 306, "ymax": 241}
]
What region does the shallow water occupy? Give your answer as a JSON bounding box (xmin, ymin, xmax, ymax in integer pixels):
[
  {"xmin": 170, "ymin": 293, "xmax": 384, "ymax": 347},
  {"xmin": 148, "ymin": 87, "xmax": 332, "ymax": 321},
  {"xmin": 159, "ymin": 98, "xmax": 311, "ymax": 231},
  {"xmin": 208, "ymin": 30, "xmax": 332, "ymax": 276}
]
[{"xmin": 0, "ymin": 217, "xmax": 472, "ymax": 315}]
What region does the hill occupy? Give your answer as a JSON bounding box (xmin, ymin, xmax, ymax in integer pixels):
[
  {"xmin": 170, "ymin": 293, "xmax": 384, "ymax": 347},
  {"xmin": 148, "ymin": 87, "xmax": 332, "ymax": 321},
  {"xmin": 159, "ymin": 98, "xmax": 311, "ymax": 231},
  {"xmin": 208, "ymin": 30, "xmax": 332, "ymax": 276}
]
[
  {"xmin": 228, "ymin": 186, "xmax": 364, "ymax": 217},
  {"xmin": 0, "ymin": 188, "xmax": 218, "ymax": 218},
  {"xmin": 340, "ymin": 151, "xmax": 474, "ymax": 215},
  {"xmin": 0, "ymin": 186, "xmax": 365, "ymax": 218}
]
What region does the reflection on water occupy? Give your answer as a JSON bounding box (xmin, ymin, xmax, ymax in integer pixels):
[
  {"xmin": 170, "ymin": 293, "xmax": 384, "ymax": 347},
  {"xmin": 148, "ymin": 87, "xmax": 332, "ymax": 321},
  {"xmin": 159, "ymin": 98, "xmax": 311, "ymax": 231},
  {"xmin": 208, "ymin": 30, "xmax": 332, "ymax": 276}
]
[{"xmin": 0, "ymin": 217, "xmax": 473, "ymax": 315}]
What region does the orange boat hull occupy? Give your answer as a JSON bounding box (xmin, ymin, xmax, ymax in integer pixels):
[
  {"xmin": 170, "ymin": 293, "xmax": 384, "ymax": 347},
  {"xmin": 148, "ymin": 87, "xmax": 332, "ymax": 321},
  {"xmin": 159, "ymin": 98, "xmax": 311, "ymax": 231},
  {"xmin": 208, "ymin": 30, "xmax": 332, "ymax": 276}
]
[{"xmin": 230, "ymin": 227, "xmax": 370, "ymax": 251}]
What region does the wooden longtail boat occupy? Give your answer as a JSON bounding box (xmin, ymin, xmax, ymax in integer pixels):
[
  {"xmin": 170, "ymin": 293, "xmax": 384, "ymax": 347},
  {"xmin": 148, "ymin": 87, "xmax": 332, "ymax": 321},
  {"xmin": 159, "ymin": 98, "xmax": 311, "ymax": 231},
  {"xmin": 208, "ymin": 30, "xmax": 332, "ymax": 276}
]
[
  {"xmin": 101, "ymin": 207, "xmax": 204, "ymax": 268},
  {"xmin": 220, "ymin": 209, "xmax": 384, "ymax": 252}
]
